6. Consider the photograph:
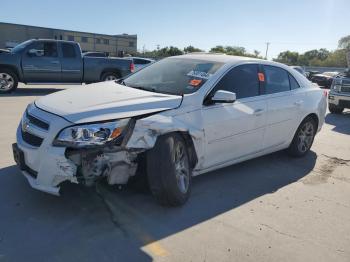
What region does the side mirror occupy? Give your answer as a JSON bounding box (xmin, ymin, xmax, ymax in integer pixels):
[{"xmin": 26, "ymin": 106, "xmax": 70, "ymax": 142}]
[{"xmin": 210, "ymin": 90, "xmax": 236, "ymax": 104}]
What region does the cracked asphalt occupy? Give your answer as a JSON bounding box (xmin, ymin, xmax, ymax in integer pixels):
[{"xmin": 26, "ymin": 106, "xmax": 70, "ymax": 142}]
[{"xmin": 0, "ymin": 84, "xmax": 350, "ymax": 262}]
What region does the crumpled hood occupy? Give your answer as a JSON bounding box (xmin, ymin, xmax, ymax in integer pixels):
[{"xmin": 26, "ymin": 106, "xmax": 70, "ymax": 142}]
[{"xmin": 35, "ymin": 81, "xmax": 182, "ymax": 123}]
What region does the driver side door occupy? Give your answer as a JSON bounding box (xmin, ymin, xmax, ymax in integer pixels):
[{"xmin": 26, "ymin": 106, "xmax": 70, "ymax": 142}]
[
  {"xmin": 201, "ymin": 64, "xmax": 267, "ymax": 169},
  {"xmin": 22, "ymin": 41, "xmax": 61, "ymax": 83}
]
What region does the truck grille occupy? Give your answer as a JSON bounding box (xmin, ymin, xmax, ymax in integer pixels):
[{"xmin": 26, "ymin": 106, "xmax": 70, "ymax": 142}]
[
  {"xmin": 26, "ymin": 111, "xmax": 50, "ymax": 130},
  {"xmin": 341, "ymin": 80, "xmax": 350, "ymax": 93},
  {"xmin": 21, "ymin": 130, "xmax": 44, "ymax": 147}
]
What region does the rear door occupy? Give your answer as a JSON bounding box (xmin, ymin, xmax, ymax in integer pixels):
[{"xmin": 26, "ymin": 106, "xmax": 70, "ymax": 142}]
[
  {"xmin": 59, "ymin": 42, "xmax": 83, "ymax": 83},
  {"xmin": 261, "ymin": 65, "xmax": 305, "ymax": 149},
  {"xmin": 22, "ymin": 41, "xmax": 61, "ymax": 82},
  {"xmin": 202, "ymin": 64, "xmax": 267, "ymax": 168}
]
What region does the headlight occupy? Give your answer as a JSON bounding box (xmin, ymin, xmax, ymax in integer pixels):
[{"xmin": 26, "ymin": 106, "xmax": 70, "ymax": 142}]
[{"xmin": 53, "ymin": 119, "xmax": 130, "ymax": 148}]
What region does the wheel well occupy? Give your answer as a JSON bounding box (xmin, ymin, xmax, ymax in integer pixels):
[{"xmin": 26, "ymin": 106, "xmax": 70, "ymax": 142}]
[
  {"xmin": 100, "ymin": 69, "xmax": 121, "ymax": 80},
  {"xmin": 305, "ymin": 113, "xmax": 319, "ymax": 129},
  {"xmin": 0, "ymin": 65, "xmax": 20, "ymax": 80},
  {"xmin": 178, "ymin": 132, "xmax": 198, "ymax": 169}
]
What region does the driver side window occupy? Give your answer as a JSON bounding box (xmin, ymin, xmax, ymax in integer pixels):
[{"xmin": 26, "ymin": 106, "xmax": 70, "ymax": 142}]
[
  {"xmin": 213, "ymin": 64, "xmax": 260, "ymax": 99},
  {"xmin": 27, "ymin": 42, "xmax": 58, "ymax": 58}
]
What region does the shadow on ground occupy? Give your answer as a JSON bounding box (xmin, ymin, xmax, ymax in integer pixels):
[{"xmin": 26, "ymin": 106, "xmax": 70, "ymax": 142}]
[
  {"xmin": 1, "ymin": 87, "xmax": 64, "ymax": 97},
  {"xmin": 0, "ymin": 151, "xmax": 317, "ymax": 261},
  {"xmin": 325, "ymin": 111, "xmax": 350, "ymax": 135}
]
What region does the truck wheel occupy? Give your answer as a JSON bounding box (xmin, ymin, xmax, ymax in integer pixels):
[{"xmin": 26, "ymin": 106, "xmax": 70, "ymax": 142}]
[
  {"xmin": 329, "ymin": 104, "xmax": 344, "ymax": 114},
  {"xmin": 0, "ymin": 69, "xmax": 18, "ymax": 94},
  {"xmin": 288, "ymin": 116, "xmax": 316, "ymax": 157},
  {"xmin": 147, "ymin": 133, "xmax": 192, "ymax": 206},
  {"xmin": 101, "ymin": 72, "xmax": 120, "ymax": 82}
]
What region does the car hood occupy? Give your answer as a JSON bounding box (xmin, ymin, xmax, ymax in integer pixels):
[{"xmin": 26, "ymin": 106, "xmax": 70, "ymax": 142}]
[{"xmin": 35, "ymin": 81, "xmax": 182, "ymax": 124}]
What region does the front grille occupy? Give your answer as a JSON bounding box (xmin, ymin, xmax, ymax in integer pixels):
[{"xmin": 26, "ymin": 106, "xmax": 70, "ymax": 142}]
[
  {"xmin": 26, "ymin": 111, "xmax": 49, "ymax": 130},
  {"xmin": 21, "ymin": 130, "xmax": 43, "ymax": 147},
  {"xmin": 341, "ymin": 80, "xmax": 350, "ymax": 93}
]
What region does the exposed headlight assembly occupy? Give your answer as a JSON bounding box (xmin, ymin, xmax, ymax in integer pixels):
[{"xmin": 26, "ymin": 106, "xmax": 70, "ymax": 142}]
[
  {"xmin": 53, "ymin": 119, "xmax": 131, "ymax": 148},
  {"xmin": 331, "ymin": 79, "xmax": 342, "ymax": 92}
]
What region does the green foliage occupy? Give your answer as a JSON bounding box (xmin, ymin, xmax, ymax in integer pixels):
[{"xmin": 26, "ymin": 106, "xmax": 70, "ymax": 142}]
[
  {"xmin": 274, "ymin": 48, "xmax": 348, "ymax": 67},
  {"xmin": 338, "ymin": 35, "xmax": 350, "ymax": 50},
  {"xmin": 209, "ymin": 45, "xmax": 262, "ymax": 58},
  {"xmin": 184, "ymin": 45, "xmax": 203, "ymax": 53}
]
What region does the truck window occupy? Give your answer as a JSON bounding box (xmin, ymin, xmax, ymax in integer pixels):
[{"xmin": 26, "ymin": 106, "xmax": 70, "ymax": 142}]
[
  {"xmin": 27, "ymin": 42, "xmax": 58, "ymax": 58},
  {"xmin": 62, "ymin": 43, "xmax": 77, "ymax": 58}
]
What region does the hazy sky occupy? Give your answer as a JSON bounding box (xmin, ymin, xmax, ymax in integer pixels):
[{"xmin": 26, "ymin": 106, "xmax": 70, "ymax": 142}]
[{"xmin": 1, "ymin": 0, "xmax": 349, "ymax": 59}]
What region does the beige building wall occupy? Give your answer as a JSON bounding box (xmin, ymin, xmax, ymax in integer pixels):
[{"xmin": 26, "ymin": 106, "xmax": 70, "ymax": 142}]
[{"xmin": 0, "ymin": 22, "xmax": 137, "ymax": 56}]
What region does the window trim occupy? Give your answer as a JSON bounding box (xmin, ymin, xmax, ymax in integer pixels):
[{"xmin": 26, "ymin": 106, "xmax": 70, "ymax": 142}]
[{"xmin": 203, "ymin": 63, "xmax": 263, "ymax": 105}]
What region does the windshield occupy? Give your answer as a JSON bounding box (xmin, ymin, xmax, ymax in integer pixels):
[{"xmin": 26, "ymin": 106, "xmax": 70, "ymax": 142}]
[
  {"xmin": 11, "ymin": 40, "xmax": 33, "ymax": 54},
  {"xmin": 123, "ymin": 58, "xmax": 224, "ymax": 95}
]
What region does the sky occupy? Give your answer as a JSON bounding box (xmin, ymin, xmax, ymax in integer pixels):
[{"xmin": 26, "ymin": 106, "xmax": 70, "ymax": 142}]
[{"xmin": 1, "ymin": 0, "xmax": 349, "ymax": 59}]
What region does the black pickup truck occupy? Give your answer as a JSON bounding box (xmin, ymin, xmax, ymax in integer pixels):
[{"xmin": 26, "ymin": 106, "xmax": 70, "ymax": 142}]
[{"xmin": 0, "ymin": 39, "xmax": 133, "ymax": 93}]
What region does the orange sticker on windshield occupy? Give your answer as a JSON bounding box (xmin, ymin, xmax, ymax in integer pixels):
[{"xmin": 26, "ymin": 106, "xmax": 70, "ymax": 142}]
[
  {"xmin": 258, "ymin": 73, "xmax": 265, "ymax": 82},
  {"xmin": 189, "ymin": 79, "xmax": 203, "ymax": 87}
]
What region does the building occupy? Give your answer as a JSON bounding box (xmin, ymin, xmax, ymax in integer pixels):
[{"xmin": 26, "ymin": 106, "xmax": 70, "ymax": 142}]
[{"xmin": 0, "ymin": 22, "xmax": 137, "ymax": 57}]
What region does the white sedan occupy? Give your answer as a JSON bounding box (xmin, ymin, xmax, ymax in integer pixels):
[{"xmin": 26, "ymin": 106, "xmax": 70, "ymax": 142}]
[{"xmin": 13, "ymin": 54, "xmax": 327, "ymax": 206}]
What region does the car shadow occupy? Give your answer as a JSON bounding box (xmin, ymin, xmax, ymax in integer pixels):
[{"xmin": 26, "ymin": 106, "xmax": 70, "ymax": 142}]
[
  {"xmin": 0, "ymin": 151, "xmax": 317, "ymax": 261},
  {"xmin": 1, "ymin": 87, "xmax": 65, "ymax": 97},
  {"xmin": 325, "ymin": 111, "xmax": 350, "ymax": 135}
]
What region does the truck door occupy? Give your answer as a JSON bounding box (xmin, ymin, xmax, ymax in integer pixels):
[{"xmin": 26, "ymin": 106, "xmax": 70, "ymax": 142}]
[
  {"xmin": 59, "ymin": 42, "xmax": 83, "ymax": 83},
  {"xmin": 22, "ymin": 41, "xmax": 61, "ymax": 83}
]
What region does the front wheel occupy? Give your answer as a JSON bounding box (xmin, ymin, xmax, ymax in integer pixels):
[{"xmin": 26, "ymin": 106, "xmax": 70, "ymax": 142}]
[
  {"xmin": 329, "ymin": 103, "xmax": 344, "ymax": 114},
  {"xmin": 288, "ymin": 117, "xmax": 317, "ymax": 157},
  {"xmin": 147, "ymin": 133, "xmax": 192, "ymax": 206},
  {"xmin": 0, "ymin": 69, "xmax": 18, "ymax": 94}
]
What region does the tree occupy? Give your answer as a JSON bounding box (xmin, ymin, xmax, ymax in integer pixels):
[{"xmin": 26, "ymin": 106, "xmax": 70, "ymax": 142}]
[
  {"xmin": 210, "ymin": 45, "xmax": 226, "ymax": 53},
  {"xmin": 274, "ymin": 51, "xmax": 299, "ymax": 65},
  {"xmin": 184, "ymin": 45, "xmax": 203, "ymax": 53},
  {"xmin": 338, "ymin": 35, "xmax": 350, "ymax": 50}
]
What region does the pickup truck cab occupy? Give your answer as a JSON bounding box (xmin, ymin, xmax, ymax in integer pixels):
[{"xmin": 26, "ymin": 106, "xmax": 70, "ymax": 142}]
[
  {"xmin": 13, "ymin": 54, "xmax": 327, "ymax": 206},
  {"xmin": 0, "ymin": 39, "xmax": 133, "ymax": 93}
]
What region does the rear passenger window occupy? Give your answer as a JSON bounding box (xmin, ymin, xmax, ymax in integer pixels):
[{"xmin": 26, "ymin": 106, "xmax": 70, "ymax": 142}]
[
  {"xmin": 62, "ymin": 43, "xmax": 76, "ymax": 58},
  {"xmin": 214, "ymin": 64, "xmax": 259, "ymax": 99},
  {"xmin": 289, "ymin": 74, "xmax": 300, "ymax": 89},
  {"xmin": 264, "ymin": 65, "xmax": 290, "ymax": 94}
]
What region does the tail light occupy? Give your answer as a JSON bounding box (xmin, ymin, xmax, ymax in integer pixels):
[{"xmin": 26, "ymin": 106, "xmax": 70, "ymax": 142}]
[
  {"xmin": 130, "ymin": 62, "xmax": 135, "ymax": 73},
  {"xmin": 323, "ymin": 90, "xmax": 328, "ymax": 97}
]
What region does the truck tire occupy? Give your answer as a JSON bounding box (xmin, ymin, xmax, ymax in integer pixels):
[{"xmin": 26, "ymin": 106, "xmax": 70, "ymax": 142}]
[
  {"xmin": 287, "ymin": 116, "xmax": 316, "ymax": 157},
  {"xmin": 0, "ymin": 69, "xmax": 18, "ymax": 94},
  {"xmin": 329, "ymin": 104, "xmax": 344, "ymax": 114},
  {"xmin": 147, "ymin": 133, "xmax": 192, "ymax": 206},
  {"xmin": 101, "ymin": 72, "xmax": 120, "ymax": 82}
]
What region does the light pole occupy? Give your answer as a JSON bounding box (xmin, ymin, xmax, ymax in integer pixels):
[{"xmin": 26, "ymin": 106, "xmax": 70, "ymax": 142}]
[{"xmin": 265, "ymin": 42, "xmax": 270, "ymax": 60}]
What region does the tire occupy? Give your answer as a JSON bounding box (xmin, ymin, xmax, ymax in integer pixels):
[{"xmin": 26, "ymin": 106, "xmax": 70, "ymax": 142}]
[
  {"xmin": 0, "ymin": 69, "xmax": 18, "ymax": 94},
  {"xmin": 101, "ymin": 72, "xmax": 120, "ymax": 82},
  {"xmin": 288, "ymin": 116, "xmax": 317, "ymax": 157},
  {"xmin": 329, "ymin": 104, "xmax": 344, "ymax": 114},
  {"xmin": 147, "ymin": 133, "xmax": 192, "ymax": 206}
]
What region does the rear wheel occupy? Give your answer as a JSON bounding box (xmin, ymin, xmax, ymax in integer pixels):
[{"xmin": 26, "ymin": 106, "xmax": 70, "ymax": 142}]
[
  {"xmin": 147, "ymin": 133, "xmax": 192, "ymax": 206},
  {"xmin": 0, "ymin": 69, "xmax": 18, "ymax": 94},
  {"xmin": 288, "ymin": 117, "xmax": 316, "ymax": 157},
  {"xmin": 329, "ymin": 103, "xmax": 344, "ymax": 114},
  {"xmin": 101, "ymin": 72, "xmax": 120, "ymax": 82}
]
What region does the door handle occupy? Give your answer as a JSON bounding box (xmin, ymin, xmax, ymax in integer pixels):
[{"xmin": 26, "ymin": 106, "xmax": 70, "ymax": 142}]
[
  {"xmin": 294, "ymin": 100, "xmax": 303, "ymax": 106},
  {"xmin": 254, "ymin": 108, "xmax": 264, "ymax": 116},
  {"xmin": 50, "ymin": 61, "xmax": 60, "ymax": 64}
]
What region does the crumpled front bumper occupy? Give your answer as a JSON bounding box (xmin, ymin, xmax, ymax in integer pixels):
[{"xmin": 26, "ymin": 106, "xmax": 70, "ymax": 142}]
[{"xmin": 14, "ymin": 104, "xmax": 78, "ymax": 196}]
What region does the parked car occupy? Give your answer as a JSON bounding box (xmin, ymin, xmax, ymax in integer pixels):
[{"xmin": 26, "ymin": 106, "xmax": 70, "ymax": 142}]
[
  {"xmin": 83, "ymin": 51, "xmax": 108, "ymax": 58},
  {"xmin": 328, "ymin": 69, "xmax": 350, "ymax": 114},
  {"xmin": 12, "ymin": 54, "xmax": 327, "ymax": 206},
  {"xmin": 310, "ymin": 72, "xmax": 339, "ymax": 89},
  {"xmin": 0, "ymin": 39, "xmax": 133, "ymax": 93},
  {"xmin": 128, "ymin": 57, "xmax": 155, "ymax": 72}
]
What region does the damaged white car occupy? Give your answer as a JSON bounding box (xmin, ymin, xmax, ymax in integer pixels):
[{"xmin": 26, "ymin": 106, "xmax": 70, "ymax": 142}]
[{"xmin": 13, "ymin": 54, "xmax": 327, "ymax": 206}]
